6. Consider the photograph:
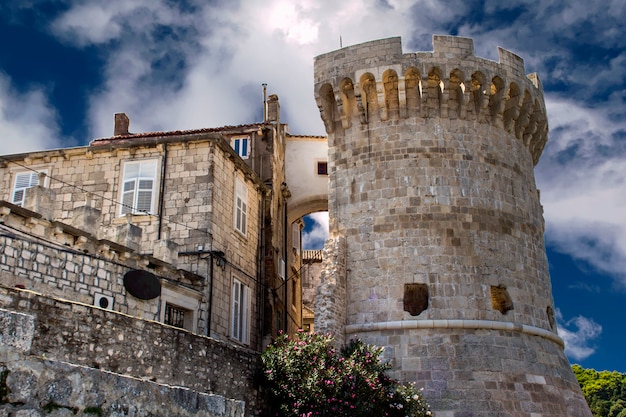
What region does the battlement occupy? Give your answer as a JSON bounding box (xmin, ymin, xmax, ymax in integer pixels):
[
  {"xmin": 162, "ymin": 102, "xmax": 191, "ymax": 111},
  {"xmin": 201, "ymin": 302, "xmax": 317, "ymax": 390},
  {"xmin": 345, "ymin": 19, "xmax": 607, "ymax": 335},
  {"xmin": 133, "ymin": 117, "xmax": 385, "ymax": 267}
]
[{"xmin": 314, "ymin": 35, "xmax": 547, "ymax": 165}]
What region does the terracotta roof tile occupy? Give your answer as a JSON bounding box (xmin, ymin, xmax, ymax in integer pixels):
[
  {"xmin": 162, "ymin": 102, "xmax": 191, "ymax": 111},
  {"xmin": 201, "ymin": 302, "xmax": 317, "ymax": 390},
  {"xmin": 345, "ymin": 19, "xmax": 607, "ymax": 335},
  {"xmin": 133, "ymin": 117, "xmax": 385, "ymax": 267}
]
[{"xmin": 90, "ymin": 123, "xmax": 266, "ymax": 146}]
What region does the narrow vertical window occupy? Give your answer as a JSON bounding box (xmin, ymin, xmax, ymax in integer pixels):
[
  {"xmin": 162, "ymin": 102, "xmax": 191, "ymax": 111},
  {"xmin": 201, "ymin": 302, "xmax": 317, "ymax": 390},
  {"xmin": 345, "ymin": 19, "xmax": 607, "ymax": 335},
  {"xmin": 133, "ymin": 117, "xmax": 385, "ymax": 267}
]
[
  {"xmin": 12, "ymin": 171, "xmax": 44, "ymax": 206},
  {"xmin": 231, "ymin": 279, "xmax": 250, "ymax": 344},
  {"xmin": 278, "ymin": 256, "xmax": 285, "ymax": 280},
  {"xmin": 317, "ymin": 161, "xmax": 328, "ymax": 175},
  {"xmin": 120, "ymin": 160, "xmax": 158, "ymax": 216},
  {"xmin": 234, "ymin": 178, "xmax": 248, "ymax": 235},
  {"xmin": 292, "ymin": 223, "xmax": 301, "ymax": 254}
]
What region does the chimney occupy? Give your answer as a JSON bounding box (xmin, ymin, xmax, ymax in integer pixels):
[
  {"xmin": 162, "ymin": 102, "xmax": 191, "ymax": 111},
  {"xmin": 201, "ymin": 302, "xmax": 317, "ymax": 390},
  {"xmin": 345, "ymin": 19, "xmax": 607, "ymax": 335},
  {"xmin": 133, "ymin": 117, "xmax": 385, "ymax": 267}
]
[
  {"xmin": 114, "ymin": 113, "xmax": 130, "ymax": 136},
  {"xmin": 267, "ymin": 94, "xmax": 280, "ymax": 124}
]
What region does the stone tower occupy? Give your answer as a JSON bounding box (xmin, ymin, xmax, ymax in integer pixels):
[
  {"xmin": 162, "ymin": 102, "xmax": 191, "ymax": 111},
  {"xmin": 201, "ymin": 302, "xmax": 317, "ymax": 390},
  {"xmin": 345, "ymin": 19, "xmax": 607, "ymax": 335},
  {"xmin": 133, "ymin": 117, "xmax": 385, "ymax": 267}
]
[{"xmin": 313, "ymin": 36, "xmax": 592, "ymax": 416}]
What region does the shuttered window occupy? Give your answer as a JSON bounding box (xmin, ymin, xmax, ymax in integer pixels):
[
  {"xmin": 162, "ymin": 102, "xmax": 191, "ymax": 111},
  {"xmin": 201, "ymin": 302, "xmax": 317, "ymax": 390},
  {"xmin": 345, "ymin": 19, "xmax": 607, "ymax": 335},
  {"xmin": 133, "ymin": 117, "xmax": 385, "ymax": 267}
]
[
  {"xmin": 234, "ymin": 178, "xmax": 248, "ymax": 235},
  {"xmin": 231, "ymin": 279, "xmax": 250, "ymax": 344},
  {"xmin": 12, "ymin": 171, "xmax": 44, "ymax": 206}
]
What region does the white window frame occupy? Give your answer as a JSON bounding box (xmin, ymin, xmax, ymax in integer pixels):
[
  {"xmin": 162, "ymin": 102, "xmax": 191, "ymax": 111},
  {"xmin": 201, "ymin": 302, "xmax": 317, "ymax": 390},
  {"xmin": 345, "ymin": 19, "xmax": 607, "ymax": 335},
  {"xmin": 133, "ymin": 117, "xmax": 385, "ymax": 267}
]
[
  {"xmin": 12, "ymin": 171, "xmax": 47, "ymax": 207},
  {"xmin": 234, "ymin": 178, "xmax": 248, "ymax": 235},
  {"xmin": 292, "ymin": 223, "xmax": 301, "ymax": 254},
  {"xmin": 119, "ymin": 159, "xmax": 158, "ymax": 216},
  {"xmin": 159, "ymin": 286, "xmax": 200, "ymax": 333},
  {"xmin": 278, "ymin": 256, "xmax": 285, "ymax": 280},
  {"xmin": 231, "ymin": 278, "xmax": 251, "ymax": 344},
  {"xmin": 231, "ymin": 137, "xmax": 250, "ymax": 159}
]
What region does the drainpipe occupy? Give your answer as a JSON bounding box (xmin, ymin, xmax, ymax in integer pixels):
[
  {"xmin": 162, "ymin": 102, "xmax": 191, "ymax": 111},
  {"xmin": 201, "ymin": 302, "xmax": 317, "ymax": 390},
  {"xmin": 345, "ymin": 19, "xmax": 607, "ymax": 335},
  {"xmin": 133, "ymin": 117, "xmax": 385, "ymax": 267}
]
[
  {"xmin": 283, "ymin": 199, "xmax": 288, "ymax": 332},
  {"xmin": 207, "ymin": 251, "xmax": 214, "ymax": 337},
  {"xmin": 257, "ymin": 191, "xmax": 266, "ymax": 350},
  {"xmin": 157, "ymin": 144, "xmax": 168, "ymax": 240},
  {"xmin": 262, "ymin": 83, "xmax": 268, "ymax": 123}
]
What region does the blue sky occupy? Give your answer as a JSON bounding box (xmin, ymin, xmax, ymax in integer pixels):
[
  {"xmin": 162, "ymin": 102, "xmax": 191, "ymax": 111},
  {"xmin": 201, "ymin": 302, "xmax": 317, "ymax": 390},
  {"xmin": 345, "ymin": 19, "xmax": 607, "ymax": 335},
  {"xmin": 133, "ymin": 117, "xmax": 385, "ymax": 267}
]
[{"xmin": 0, "ymin": 1, "xmax": 624, "ymax": 372}]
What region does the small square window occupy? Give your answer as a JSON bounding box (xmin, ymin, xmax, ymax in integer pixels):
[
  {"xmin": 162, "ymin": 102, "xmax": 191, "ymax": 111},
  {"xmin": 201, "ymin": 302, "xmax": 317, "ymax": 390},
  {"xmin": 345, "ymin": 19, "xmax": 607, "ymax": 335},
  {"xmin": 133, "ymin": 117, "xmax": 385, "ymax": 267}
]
[
  {"xmin": 164, "ymin": 303, "xmax": 187, "ymax": 329},
  {"xmin": 232, "ymin": 137, "xmax": 250, "ymax": 159},
  {"xmin": 317, "ymin": 161, "xmax": 328, "ymax": 175},
  {"xmin": 159, "ymin": 287, "xmax": 199, "ymax": 333}
]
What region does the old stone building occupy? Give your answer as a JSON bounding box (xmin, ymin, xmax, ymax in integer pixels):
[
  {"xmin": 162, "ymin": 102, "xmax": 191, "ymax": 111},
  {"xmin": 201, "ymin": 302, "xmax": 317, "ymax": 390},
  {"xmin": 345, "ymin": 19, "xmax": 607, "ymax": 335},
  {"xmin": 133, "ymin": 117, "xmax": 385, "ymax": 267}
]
[
  {"xmin": 0, "ymin": 96, "xmax": 303, "ymax": 416},
  {"xmin": 313, "ymin": 36, "xmax": 592, "ymax": 416},
  {"xmin": 0, "ymin": 35, "xmax": 593, "ymax": 417}
]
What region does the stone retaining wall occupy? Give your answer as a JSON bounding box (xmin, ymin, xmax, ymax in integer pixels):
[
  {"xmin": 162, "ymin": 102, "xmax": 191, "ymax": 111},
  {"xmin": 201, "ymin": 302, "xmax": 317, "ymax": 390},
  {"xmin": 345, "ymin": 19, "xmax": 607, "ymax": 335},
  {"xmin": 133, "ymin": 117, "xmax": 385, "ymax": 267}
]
[{"xmin": 0, "ymin": 285, "xmax": 260, "ymax": 416}]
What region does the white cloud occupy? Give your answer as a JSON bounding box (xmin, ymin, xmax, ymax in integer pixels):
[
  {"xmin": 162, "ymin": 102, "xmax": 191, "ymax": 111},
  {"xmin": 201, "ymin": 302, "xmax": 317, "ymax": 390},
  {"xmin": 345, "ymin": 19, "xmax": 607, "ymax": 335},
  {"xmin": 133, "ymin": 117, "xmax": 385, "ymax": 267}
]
[
  {"xmin": 0, "ymin": 73, "xmax": 62, "ymax": 155},
  {"xmin": 302, "ymin": 212, "xmax": 329, "ymax": 250},
  {"xmin": 536, "ymin": 96, "xmax": 626, "ymax": 285},
  {"xmin": 48, "ymin": 0, "xmax": 424, "ymax": 139},
  {"xmin": 50, "ymin": 0, "xmax": 194, "ymax": 47},
  {"xmin": 42, "ymin": 0, "xmax": 626, "ymax": 289},
  {"xmin": 556, "ymin": 309, "xmax": 602, "ymax": 361}
]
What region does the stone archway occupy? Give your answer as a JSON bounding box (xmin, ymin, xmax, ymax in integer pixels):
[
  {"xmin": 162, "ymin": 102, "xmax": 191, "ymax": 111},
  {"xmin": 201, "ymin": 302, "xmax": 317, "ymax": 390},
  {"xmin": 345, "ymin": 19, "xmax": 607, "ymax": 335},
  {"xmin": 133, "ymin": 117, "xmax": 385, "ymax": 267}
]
[{"xmin": 283, "ymin": 135, "xmax": 329, "ymax": 333}]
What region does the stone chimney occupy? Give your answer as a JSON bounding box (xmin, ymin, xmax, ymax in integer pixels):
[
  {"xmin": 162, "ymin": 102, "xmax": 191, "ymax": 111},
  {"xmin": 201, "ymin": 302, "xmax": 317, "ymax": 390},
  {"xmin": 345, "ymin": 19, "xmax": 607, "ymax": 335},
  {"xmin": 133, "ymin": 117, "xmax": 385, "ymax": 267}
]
[
  {"xmin": 114, "ymin": 113, "xmax": 130, "ymax": 136},
  {"xmin": 267, "ymin": 95, "xmax": 280, "ymax": 124}
]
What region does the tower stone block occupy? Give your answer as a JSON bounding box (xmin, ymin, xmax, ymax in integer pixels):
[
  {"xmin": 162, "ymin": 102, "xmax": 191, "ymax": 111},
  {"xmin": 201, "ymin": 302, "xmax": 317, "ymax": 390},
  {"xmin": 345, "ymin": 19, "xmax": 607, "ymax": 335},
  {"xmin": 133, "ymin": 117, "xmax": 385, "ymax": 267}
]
[{"xmin": 314, "ymin": 35, "xmax": 591, "ymax": 416}]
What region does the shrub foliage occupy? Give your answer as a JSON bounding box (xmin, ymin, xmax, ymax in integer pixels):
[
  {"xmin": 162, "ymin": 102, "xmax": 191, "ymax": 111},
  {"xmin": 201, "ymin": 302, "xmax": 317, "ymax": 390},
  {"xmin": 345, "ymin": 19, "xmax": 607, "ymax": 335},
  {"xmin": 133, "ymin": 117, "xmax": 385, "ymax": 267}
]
[
  {"xmin": 573, "ymin": 364, "xmax": 626, "ymax": 417},
  {"xmin": 259, "ymin": 331, "xmax": 430, "ymax": 417}
]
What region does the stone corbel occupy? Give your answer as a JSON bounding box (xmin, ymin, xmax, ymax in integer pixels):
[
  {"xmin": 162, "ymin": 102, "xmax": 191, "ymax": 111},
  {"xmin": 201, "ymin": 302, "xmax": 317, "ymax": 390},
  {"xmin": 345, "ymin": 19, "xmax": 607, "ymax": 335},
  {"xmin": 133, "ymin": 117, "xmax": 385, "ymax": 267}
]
[
  {"xmin": 0, "ymin": 206, "xmax": 11, "ymax": 223},
  {"xmin": 25, "ymin": 217, "xmax": 38, "ymax": 228},
  {"xmin": 74, "ymin": 235, "xmax": 89, "ymax": 250}
]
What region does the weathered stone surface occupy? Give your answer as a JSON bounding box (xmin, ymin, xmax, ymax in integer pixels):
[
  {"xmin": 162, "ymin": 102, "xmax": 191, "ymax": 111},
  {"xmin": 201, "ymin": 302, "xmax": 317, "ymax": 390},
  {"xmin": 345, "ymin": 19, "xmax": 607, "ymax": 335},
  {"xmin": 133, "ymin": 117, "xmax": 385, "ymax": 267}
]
[
  {"xmin": 0, "ymin": 357, "xmax": 245, "ymax": 417},
  {"xmin": 314, "ymin": 35, "xmax": 591, "ymax": 416},
  {"xmin": 0, "ymin": 308, "xmax": 34, "ymax": 352},
  {"xmin": 0, "ymin": 286, "xmax": 258, "ymax": 416}
]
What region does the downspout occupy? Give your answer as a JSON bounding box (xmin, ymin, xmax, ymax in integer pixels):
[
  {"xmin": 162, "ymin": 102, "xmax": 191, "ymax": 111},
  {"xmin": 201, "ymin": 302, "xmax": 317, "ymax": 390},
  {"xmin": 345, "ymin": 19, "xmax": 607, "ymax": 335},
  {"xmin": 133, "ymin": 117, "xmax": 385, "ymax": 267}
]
[
  {"xmin": 207, "ymin": 251, "xmax": 214, "ymax": 337},
  {"xmin": 283, "ymin": 200, "xmax": 288, "ymax": 332},
  {"xmin": 257, "ymin": 191, "xmax": 265, "ymax": 351},
  {"xmin": 157, "ymin": 144, "xmax": 168, "ymax": 240}
]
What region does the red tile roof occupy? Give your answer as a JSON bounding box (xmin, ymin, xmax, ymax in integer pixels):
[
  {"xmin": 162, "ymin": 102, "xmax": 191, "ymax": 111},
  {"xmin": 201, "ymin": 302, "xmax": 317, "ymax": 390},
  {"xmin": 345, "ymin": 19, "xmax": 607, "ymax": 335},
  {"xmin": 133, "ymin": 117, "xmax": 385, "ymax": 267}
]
[{"xmin": 90, "ymin": 123, "xmax": 267, "ymax": 146}]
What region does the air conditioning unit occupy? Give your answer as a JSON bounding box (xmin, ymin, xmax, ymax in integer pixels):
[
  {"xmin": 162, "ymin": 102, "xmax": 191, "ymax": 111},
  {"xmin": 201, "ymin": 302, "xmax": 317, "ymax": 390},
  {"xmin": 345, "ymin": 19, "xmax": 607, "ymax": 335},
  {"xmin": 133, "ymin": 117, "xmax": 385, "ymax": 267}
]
[{"xmin": 94, "ymin": 293, "xmax": 114, "ymax": 310}]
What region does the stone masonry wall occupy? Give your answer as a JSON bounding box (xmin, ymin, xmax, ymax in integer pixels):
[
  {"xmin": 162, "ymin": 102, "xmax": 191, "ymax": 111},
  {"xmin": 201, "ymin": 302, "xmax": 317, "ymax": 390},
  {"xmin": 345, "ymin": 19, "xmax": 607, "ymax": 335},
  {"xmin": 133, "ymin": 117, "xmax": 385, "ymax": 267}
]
[
  {"xmin": 0, "ymin": 233, "xmax": 169, "ymax": 322},
  {"xmin": 0, "ymin": 132, "xmax": 264, "ymax": 348},
  {"xmin": 314, "ymin": 236, "xmax": 346, "ymax": 347},
  {"xmin": 314, "ymin": 35, "xmax": 592, "ymax": 416},
  {"xmin": 0, "ymin": 285, "xmax": 259, "ymax": 416}
]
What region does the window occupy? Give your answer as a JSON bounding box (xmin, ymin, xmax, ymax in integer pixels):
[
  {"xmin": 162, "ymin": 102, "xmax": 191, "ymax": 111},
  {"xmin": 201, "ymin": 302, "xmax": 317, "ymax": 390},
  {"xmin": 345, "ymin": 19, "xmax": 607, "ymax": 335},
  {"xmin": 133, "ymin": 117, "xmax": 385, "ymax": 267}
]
[
  {"xmin": 231, "ymin": 279, "xmax": 250, "ymax": 344},
  {"xmin": 278, "ymin": 256, "xmax": 285, "ymax": 280},
  {"xmin": 12, "ymin": 171, "xmax": 45, "ymax": 206},
  {"xmin": 164, "ymin": 303, "xmax": 187, "ymax": 329},
  {"xmin": 317, "ymin": 161, "xmax": 328, "ymax": 175},
  {"xmin": 234, "ymin": 178, "xmax": 248, "ymax": 235},
  {"xmin": 232, "ymin": 137, "xmax": 249, "ymax": 159},
  {"xmin": 120, "ymin": 160, "xmax": 158, "ymax": 216},
  {"xmin": 291, "ymin": 278, "xmax": 298, "ymax": 307},
  {"xmin": 292, "ymin": 223, "xmax": 301, "ymax": 254},
  {"xmin": 159, "ymin": 286, "xmax": 199, "ymax": 332}
]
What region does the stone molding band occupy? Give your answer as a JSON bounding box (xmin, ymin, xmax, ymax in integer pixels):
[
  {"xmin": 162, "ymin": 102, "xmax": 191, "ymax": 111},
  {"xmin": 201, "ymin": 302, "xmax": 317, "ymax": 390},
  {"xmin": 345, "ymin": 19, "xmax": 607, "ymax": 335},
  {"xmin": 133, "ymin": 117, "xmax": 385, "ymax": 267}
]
[{"xmin": 345, "ymin": 319, "xmax": 564, "ymax": 348}]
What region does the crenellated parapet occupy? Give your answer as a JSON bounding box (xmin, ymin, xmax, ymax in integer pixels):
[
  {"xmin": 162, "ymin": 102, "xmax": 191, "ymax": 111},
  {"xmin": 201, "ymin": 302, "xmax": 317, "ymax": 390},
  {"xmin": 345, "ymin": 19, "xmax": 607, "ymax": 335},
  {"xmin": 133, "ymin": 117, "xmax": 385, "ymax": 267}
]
[{"xmin": 314, "ymin": 35, "xmax": 548, "ymax": 165}]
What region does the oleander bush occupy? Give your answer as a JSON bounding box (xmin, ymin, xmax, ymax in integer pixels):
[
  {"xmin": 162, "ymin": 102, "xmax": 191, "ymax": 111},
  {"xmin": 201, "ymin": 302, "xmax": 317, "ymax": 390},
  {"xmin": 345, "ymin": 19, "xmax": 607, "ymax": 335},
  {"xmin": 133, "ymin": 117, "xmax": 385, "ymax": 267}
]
[{"xmin": 259, "ymin": 331, "xmax": 430, "ymax": 417}]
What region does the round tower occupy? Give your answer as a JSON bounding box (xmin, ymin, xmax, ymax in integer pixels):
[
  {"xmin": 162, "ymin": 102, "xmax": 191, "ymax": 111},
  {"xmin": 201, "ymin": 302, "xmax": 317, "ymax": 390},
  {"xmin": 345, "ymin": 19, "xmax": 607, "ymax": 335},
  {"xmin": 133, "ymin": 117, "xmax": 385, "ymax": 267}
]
[{"xmin": 313, "ymin": 36, "xmax": 591, "ymax": 416}]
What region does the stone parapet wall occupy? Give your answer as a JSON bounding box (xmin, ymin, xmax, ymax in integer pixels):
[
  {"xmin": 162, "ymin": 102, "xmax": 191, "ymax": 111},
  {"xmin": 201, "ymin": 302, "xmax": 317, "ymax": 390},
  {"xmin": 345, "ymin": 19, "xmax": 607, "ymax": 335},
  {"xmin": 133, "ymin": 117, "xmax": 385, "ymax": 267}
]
[
  {"xmin": 0, "ymin": 285, "xmax": 259, "ymax": 415},
  {"xmin": 0, "ymin": 212, "xmax": 207, "ymax": 333},
  {"xmin": 314, "ymin": 36, "xmax": 547, "ymax": 165}
]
